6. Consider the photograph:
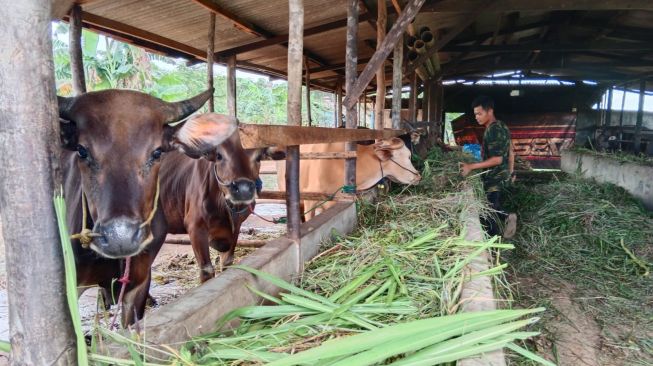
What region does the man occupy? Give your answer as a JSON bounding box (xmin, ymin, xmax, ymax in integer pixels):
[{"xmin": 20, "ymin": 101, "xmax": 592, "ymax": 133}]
[{"xmin": 460, "ymin": 96, "xmax": 517, "ymax": 238}]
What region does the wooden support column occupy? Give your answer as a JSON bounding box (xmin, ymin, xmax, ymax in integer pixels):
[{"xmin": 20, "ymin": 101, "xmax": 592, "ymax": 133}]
[
  {"xmin": 226, "ymin": 54, "xmax": 237, "ymax": 117},
  {"xmin": 634, "ymin": 79, "xmax": 645, "ymax": 154},
  {"xmin": 374, "ymin": 0, "xmax": 387, "ymax": 130},
  {"xmin": 433, "ymin": 78, "xmax": 444, "ymax": 142},
  {"xmin": 69, "ymin": 3, "xmax": 86, "ymax": 95},
  {"xmin": 422, "ymin": 79, "xmax": 430, "ymax": 122},
  {"xmin": 428, "ymin": 79, "xmax": 437, "ymax": 123},
  {"xmin": 207, "ymin": 13, "xmax": 216, "ymax": 112},
  {"xmin": 286, "ymin": 0, "xmax": 303, "ymax": 243},
  {"xmin": 408, "ymin": 72, "xmax": 417, "ymax": 122},
  {"xmin": 605, "ymin": 86, "xmax": 613, "ymax": 126},
  {"xmin": 363, "ymin": 97, "xmax": 368, "ymax": 127},
  {"xmin": 345, "ymin": 0, "xmax": 359, "ymax": 188},
  {"xmin": 619, "ymin": 85, "xmax": 627, "ymax": 149},
  {"xmin": 304, "ymin": 56, "xmax": 312, "ymax": 126},
  {"xmin": 0, "ymin": 0, "xmax": 76, "ymax": 363},
  {"xmin": 344, "ymin": 0, "xmax": 425, "ymax": 110},
  {"xmin": 391, "ymin": 39, "xmax": 403, "ymax": 129},
  {"xmin": 336, "ymin": 78, "xmax": 343, "ymax": 127}
]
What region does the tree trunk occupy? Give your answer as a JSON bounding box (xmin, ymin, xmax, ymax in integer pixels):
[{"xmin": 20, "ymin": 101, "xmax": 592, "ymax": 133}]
[{"xmin": 0, "ymin": 0, "xmax": 77, "ymax": 364}]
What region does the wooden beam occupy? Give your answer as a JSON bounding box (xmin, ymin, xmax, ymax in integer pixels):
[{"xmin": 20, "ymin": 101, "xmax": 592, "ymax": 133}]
[
  {"xmin": 345, "ymin": 0, "xmax": 360, "ymax": 189},
  {"xmin": 207, "ymin": 13, "xmax": 216, "ymax": 112},
  {"xmin": 69, "ymin": 4, "xmax": 86, "ymax": 95},
  {"xmin": 391, "ymin": 40, "xmax": 404, "ymax": 129},
  {"xmin": 406, "ymin": 0, "xmax": 492, "ymax": 76},
  {"xmin": 286, "ymin": 0, "xmax": 304, "ymax": 242},
  {"xmin": 310, "ymin": 57, "xmax": 372, "ymax": 74},
  {"xmin": 238, "ymin": 124, "xmax": 405, "ymax": 149},
  {"xmin": 226, "ymin": 54, "xmax": 236, "ymax": 117},
  {"xmin": 442, "ymin": 41, "xmax": 653, "ymax": 53},
  {"xmin": 421, "ymin": 0, "xmax": 653, "ymax": 12},
  {"xmin": 192, "ymin": 0, "xmax": 273, "ymax": 37},
  {"xmin": 344, "ymin": 0, "xmax": 426, "ymax": 110},
  {"xmin": 259, "ymin": 191, "xmax": 355, "ymax": 202},
  {"xmin": 299, "ymin": 151, "xmax": 358, "ymax": 159},
  {"xmin": 217, "ymin": 12, "xmax": 375, "ymax": 57},
  {"xmin": 375, "ymin": 0, "xmax": 387, "ymax": 131}
]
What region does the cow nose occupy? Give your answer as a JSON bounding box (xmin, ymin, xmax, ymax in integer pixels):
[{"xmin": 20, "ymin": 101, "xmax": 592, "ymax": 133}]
[
  {"xmin": 229, "ymin": 179, "xmax": 256, "ymax": 202},
  {"xmin": 93, "ymin": 217, "xmax": 147, "ymax": 258}
]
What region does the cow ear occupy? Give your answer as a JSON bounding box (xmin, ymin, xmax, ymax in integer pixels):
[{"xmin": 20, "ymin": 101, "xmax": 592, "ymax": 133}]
[
  {"xmin": 374, "ymin": 147, "xmax": 392, "ymax": 162},
  {"xmin": 264, "ymin": 146, "xmax": 287, "ymax": 160},
  {"xmin": 163, "ymin": 113, "xmax": 236, "ymax": 158},
  {"xmin": 59, "ymin": 119, "xmax": 78, "ymax": 150}
]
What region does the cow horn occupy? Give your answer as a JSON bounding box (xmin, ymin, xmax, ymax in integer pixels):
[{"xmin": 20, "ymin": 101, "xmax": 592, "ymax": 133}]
[
  {"xmin": 162, "ymin": 88, "xmax": 213, "ymax": 124},
  {"xmin": 58, "ymin": 95, "xmax": 75, "ymax": 121}
]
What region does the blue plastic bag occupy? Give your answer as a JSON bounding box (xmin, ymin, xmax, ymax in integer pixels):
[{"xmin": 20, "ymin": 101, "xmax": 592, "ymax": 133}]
[{"xmin": 462, "ymin": 143, "xmax": 481, "ymax": 161}]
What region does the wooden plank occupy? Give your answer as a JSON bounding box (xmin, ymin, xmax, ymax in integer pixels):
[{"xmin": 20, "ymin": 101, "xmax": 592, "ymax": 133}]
[
  {"xmin": 217, "ymin": 12, "xmax": 375, "ymax": 57},
  {"xmin": 422, "ymin": 0, "xmax": 653, "ymax": 12},
  {"xmin": 69, "ymin": 4, "xmax": 86, "ymax": 95},
  {"xmin": 192, "ymin": 0, "xmax": 273, "ymax": 37},
  {"xmin": 344, "ymin": 0, "xmax": 426, "ymax": 110},
  {"xmin": 165, "ymin": 238, "xmax": 268, "ymax": 247},
  {"xmin": 226, "ymin": 54, "xmax": 236, "ymax": 117},
  {"xmin": 442, "ymin": 41, "xmax": 653, "ymax": 53},
  {"xmin": 238, "ymin": 124, "xmax": 404, "ymax": 148},
  {"xmin": 391, "ymin": 40, "xmax": 403, "ymax": 130},
  {"xmin": 405, "ymin": 0, "xmax": 492, "ymax": 76},
  {"xmin": 375, "ymin": 0, "xmax": 387, "ymax": 131},
  {"xmin": 345, "ymin": 0, "xmax": 359, "ymax": 188},
  {"xmin": 207, "ymin": 13, "xmax": 216, "ymax": 112},
  {"xmin": 299, "ymin": 152, "xmax": 357, "ymax": 159},
  {"xmin": 79, "ymin": 11, "xmax": 207, "ymax": 59},
  {"xmin": 259, "ymin": 191, "xmax": 355, "ymax": 202}
]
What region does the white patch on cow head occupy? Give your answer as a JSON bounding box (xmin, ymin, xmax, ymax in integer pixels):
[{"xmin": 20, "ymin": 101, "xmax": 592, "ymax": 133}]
[{"xmin": 374, "ymin": 138, "xmax": 421, "ymax": 185}]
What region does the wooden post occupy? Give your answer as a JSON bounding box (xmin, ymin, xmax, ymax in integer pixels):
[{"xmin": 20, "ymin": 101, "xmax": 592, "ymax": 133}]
[
  {"xmin": 391, "ymin": 39, "xmax": 403, "ymax": 130},
  {"xmin": 634, "ymin": 79, "xmax": 645, "ymax": 154},
  {"xmin": 286, "ymin": 0, "xmax": 303, "ymax": 243},
  {"xmin": 69, "ymin": 3, "xmax": 86, "ymax": 95},
  {"xmin": 363, "ymin": 97, "xmax": 367, "ymax": 127},
  {"xmin": 207, "ymin": 13, "xmax": 216, "ymax": 112},
  {"xmin": 422, "ymin": 79, "xmax": 430, "ymax": 122},
  {"xmin": 344, "ymin": 0, "xmax": 359, "ymax": 189},
  {"xmin": 0, "ymin": 0, "xmax": 76, "ymax": 363},
  {"xmin": 336, "ymin": 78, "xmax": 343, "ymax": 127},
  {"xmin": 374, "ymin": 0, "xmax": 387, "ymax": 130},
  {"xmin": 408, "ymin": 72, "xmax": 417, "ymax": 122},
  {"xmin": 618, "ymin": 85, "xmax": 627, "ymax": 150},
  {"xmin": 428, "ymin": 79, "xmax": 437, "ymax": 123},
  {"xmin": 304, "ymin": 55, "xmax": 312, "ymax": 126},
  {"xmin": 605, "ymin": 86, "xmax": 613, "ymax": 127},
  {"xmin": 226, "ymin": 54, "xmax": 237, "ymax": 117}
]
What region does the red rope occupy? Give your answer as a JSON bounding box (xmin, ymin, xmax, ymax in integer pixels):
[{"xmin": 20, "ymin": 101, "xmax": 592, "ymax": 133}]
[{"xmin": 110, "ymin": 256, "xmax": 131, "ymax": 330}]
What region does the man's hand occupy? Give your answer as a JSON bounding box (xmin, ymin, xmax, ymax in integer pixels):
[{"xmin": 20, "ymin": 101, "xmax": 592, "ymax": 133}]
[{"xmin": 460, "ymin": 163, "xmax": 473, "ymax": 177}]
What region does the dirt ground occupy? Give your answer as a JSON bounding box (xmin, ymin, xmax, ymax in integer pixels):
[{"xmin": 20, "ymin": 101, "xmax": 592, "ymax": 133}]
[{"xmin": 509, "ymin": 275, "xmax": 652, "ymax": 366}]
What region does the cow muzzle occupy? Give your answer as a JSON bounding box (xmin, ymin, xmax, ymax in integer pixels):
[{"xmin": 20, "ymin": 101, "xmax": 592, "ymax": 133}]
[
  {"xmin": 227, "ymin": 178, "xmax": 256, "ymax": 204},
  {"xmin": 91, "ymin": 217, "xmax": 149, "ymax": 258}
]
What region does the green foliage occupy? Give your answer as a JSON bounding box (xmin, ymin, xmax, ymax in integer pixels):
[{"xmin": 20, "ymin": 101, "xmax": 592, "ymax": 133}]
[{"xmin": 51, "ymin": 22, "xmax": 336, "ymax": 124}]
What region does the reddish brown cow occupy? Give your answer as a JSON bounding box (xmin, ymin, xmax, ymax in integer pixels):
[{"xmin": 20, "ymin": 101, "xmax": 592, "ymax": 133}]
[
  {"xmin": 58, "ymin": 89, "xmax": 236, "ymax": 325},
  {"xmin": 160, "ymin": 120, "xmax": 284, "ymax": 283}
]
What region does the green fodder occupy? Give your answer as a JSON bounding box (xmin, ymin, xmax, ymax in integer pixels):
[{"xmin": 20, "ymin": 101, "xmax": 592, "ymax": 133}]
[{"xmin": 503, "ymin": 174, "xmax": 653, "ymax": 363}]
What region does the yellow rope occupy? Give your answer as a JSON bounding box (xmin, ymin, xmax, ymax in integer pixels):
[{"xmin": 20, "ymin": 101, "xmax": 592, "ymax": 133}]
[{"xmin": 70, "ymin": 178, "xmax": 161, "ymax": 248}]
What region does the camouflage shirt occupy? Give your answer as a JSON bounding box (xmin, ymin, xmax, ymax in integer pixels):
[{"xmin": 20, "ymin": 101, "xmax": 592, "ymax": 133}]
[{"xmin": 481, "ymin": 120, "xmax": 511, "ymax": 192}]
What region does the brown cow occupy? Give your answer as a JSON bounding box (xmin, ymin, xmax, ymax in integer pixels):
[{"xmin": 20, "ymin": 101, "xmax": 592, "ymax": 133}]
[
  {"xmin": 277, "ymin": 138, "xmax": 421, "ymax": 220},
  {"xmin": 160, "ymin": 121, "xmax": 285, "ymax": 283},
  {"xmin": 58, "ymin": 89, "xmax": 236, "ymax": 325}
]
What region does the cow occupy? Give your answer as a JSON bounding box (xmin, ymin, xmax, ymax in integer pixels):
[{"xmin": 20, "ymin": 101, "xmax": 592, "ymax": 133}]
[
  {"xmin": 277, "ymin": 137, "xmax": 421, "ymax": 220},
  {"xmin": 159, "ymin": 120, "xmax": 285, "ymax": 283},
  {"xmin": 58, "ymin": 89, "xmax": 236, "ymax": 326}
]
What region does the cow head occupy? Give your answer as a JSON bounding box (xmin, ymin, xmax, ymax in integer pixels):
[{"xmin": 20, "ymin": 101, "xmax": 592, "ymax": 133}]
[
  {"xmin": 373, "ymin": 138, "xmax": 421, "ymax": 184},
  {"xmin": 58, "ymin": 89, "xmax": 236, "ymax": 258},
  {"xmin": 202, "ymin": 120, "xmax": 285, "ymax": 207}
]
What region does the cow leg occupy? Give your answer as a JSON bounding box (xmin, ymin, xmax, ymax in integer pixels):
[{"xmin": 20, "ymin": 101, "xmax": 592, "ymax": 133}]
[
  {"xmin": 304, "ymin": 200, "xmax": 319, "ymax": 221},
  {"xmin": 120, "ymin": 253, "xmax": 153, "ymax": 326},
  {"xmin": 208, "ymin": 226, "xmax": 236, "ymax": 270},
  {"xmin": 189, "ymin": 226, "xmax": 214, "ymax": 283}
]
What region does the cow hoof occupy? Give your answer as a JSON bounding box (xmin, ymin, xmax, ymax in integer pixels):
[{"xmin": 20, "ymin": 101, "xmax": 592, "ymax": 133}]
[{"xmin": 146, "ymin": 294, "xmax": 158, "ymax": 307}]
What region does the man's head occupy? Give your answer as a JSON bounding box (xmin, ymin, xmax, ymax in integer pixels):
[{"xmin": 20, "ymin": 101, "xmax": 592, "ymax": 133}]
[{"xmin": 472, "ymin": 95, "xmax": 496, "ymax": 126}]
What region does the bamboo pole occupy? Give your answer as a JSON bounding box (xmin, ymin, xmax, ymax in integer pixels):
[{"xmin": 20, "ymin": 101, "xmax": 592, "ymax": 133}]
[
  {"xmin": 0, "ymin": 0, "xmax": 76, "ymax": 363},
  {"xmin": 207, "ymin": 13, "xmax": 216, "ymax": 112},
  {"xmin": 391, "ymin": 39, "xmax": 403, "ymax": 129},
  {"xmin": 286, "ymin": 0, "xmax": 303, "ymax": 243},
  {"xmin": 69, "ymin": 3, "xmax": 86, "ymax": 95},
  {"xmin": 345, "ymin": 0, "xmax": 359, "ymax": 188},
  {"xmin": 304, "ymin": 55, "xmax": 312, "ymax": 126},
  {"xmin": 374, "ymin": 0, "xmax": 387, "ymax": 131},
  {"xmin": 227, "ymin": 54, "xmax": 237, "ymax": 117}
]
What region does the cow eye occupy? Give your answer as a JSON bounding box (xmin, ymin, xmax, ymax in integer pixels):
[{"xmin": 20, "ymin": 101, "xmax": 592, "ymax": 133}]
[
  {"xmin": 216, "ymin": 152, "xmax": 223, "ymax": 161},
  {"xmin": 151, "ymin": 148, "xmax": 162, "ymax": 160},
  {"xmin": 77, "ymin": 145, "xmax": 89, "ymax": 159}
]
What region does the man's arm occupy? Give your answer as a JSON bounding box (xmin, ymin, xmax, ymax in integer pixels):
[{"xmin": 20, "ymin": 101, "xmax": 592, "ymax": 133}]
[{"xmin": 460, "ymin": 156, "xmax": 502, "ymax": 177}]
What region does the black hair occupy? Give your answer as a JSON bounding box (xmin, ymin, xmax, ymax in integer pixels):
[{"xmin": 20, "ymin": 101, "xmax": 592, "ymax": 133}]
[{"xmin": 471, "ymin": 95, "xmax": 494, "ymax": 111}]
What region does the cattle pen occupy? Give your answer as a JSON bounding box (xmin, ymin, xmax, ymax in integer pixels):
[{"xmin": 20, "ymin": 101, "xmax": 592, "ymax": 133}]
[{"xmin": 1, "ymin": 1, "xmax": 653, "ymax": 365}]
